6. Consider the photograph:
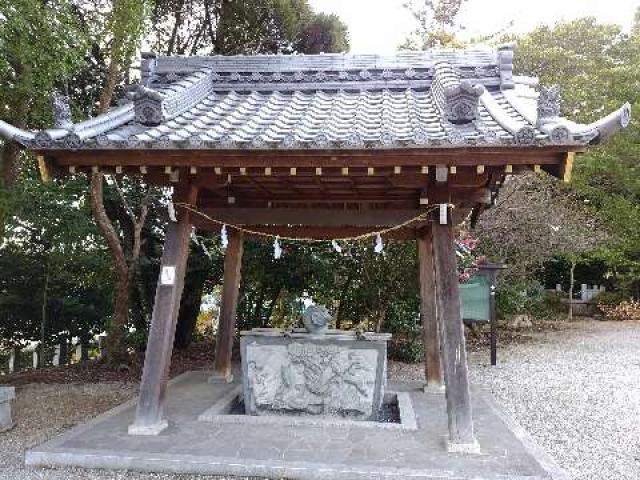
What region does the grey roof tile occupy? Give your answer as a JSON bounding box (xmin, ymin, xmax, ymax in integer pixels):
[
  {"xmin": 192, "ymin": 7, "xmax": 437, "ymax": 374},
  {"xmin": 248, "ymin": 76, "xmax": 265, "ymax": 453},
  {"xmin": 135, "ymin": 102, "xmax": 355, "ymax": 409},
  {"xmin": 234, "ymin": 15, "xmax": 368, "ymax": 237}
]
[{"xmin": 0, "ymin": 46, "xmax": 629, "ymax": 151}]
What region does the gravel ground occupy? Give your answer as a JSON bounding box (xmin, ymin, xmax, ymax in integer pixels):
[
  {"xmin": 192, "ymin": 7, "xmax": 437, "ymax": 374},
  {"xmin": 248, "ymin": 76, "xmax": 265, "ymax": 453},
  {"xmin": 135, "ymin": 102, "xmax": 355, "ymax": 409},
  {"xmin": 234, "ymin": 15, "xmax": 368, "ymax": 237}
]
[
  {"xmin": 1, "ymin": 320, "xmax": 638, "ymax": 479},
  {"xmin": 0, "ymin": 383, "xmax": 239, "ymax": 479},
  {"xmin": 390, "ymin": 320, "xmax": 640, "ymax": 480}
]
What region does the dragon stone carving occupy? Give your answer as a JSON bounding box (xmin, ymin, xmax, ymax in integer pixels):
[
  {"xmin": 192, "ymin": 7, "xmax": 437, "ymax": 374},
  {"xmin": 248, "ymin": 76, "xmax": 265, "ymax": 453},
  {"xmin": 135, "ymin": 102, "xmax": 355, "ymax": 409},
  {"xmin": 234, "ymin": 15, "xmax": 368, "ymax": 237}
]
[
  {"xmin": 245, "ymin": 342, "xmax": 378, "ymax": 419},
  {"xmin": 537, "ymin": 85, "xmax": 562, "ymax": 123}
]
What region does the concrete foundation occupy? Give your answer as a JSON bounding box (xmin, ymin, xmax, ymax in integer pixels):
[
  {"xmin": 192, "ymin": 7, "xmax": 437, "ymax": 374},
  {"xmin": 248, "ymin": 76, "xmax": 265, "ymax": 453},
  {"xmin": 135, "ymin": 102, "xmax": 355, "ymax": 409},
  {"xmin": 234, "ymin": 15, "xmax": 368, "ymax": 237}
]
[{"xmin": 25, "ymin": 371, "xmax": 568, "ymax": 480}]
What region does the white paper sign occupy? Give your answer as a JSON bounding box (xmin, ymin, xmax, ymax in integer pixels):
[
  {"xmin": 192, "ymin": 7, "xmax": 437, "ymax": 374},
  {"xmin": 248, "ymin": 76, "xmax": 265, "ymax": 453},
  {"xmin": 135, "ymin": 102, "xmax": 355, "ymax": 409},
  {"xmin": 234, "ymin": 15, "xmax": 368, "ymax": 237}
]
[
  {"xmin": 439, "ymin": 203, "xmax": 448, "ymax": 225},
  {"xmin": 161, "ymin": 266, "xmax": 176, "ymax": 285}
]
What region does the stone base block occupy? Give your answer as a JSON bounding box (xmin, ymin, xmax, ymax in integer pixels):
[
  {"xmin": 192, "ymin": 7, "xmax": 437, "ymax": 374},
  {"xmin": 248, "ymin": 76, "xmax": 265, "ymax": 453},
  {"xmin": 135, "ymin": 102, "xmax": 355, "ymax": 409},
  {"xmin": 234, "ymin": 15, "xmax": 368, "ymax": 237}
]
[
  {"xmin": 127, "ymin": 419, "xmax": 168, "ymax": 436},
  {"xmin": 423, "ymin": 383, "xmax": 446, "ymax": 393},
  {"xmin": 448, "ymin": 439, "xmax": 481, "ymax": 455},
  {"xmin": 209, "ymin": 372, "xmax": 234, "ymax": 384},
  {"xmin": 0, "ymin": 386, "xmax": 15, "ymax": 432}
]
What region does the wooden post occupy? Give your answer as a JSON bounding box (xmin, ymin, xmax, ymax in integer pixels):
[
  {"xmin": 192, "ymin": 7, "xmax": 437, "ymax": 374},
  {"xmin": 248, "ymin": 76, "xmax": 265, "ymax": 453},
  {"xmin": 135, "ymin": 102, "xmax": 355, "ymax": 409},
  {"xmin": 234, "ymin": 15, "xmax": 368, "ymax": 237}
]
[
  {"xmin": 211, "ymin": 229, "xmax": 245, "ymax": 383},
  {"xmin": 490, "ymin": 282, "xmax": 497, "ymax": 367},
  {"xmin": 432, "ymin": 215, "xmax": 479, "ymax": 453},
  {"xmin": 417, "ymin": 231, "xmax": 444, "ymax": 389},
  {"xmin": 129, "ymin": 200, "xmax": 194, "ymax": 436}
]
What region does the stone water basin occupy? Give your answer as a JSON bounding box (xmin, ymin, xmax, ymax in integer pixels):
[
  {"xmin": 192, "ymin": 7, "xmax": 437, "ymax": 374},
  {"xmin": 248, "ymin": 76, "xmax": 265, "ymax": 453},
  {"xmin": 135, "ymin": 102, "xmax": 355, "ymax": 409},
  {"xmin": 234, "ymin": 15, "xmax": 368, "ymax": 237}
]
[{"xmin": 240, "ymin": 329, "xmax": 391, "ymax": 421}]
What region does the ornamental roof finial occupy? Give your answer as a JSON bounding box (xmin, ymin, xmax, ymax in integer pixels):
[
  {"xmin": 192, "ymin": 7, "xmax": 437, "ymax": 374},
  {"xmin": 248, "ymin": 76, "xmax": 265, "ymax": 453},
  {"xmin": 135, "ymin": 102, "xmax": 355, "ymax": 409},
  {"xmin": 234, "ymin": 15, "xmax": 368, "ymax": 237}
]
[
  {"xmin": 52, "ymin": 92, "xmax": 73, "ymax": 129},
  {"xmin": 537, "ymin": 85, "xmax": 562, "ymax": 126}
]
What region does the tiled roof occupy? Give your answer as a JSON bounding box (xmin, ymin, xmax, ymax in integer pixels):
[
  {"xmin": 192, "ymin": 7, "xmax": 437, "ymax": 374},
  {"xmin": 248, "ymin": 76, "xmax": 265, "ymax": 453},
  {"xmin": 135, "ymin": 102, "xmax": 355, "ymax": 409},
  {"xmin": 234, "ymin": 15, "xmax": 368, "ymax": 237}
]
[{"xmin": 0, "ymin": 45, "xmax": 630, "ymax": 151}]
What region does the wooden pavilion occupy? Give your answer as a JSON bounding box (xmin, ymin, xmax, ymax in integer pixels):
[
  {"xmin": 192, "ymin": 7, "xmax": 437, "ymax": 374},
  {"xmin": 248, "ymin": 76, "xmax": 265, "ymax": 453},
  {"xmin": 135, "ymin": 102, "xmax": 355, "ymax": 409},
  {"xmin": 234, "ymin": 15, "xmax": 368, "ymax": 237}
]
[{"xmin": 0, "ymin": 44, "xmax": 630, "ymax": 452}]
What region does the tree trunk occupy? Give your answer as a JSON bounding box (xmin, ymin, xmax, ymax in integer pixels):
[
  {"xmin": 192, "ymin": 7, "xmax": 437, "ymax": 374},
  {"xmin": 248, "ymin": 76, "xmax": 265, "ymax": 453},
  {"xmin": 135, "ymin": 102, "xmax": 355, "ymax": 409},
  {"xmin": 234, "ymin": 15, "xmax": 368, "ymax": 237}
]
[
  {"xmin": 90, "ymin": 173, "xmax": 130, "ymax": 362},
  {"xmin": 1, "ymin": 141, "xmax": 21, "ymax": 192},
  {"xmin": 98, "ymin": 57, "xmax": 120, "ymax": 113},
  {"xmin": 59, "ymin": 338, "xmax": 68, "ymax": 366},
  {"xmin": 375, "ymin": 308, "xmax": 387, "ymax": 333}
]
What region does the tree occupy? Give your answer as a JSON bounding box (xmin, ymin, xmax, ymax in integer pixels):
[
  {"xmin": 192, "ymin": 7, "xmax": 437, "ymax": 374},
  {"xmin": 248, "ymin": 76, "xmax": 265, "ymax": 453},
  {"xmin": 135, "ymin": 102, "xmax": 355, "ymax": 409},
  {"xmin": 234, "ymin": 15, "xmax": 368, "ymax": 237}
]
[
  {"xmin": 400, "ymin": 0, "xmax": 467, "ymax": 50},
  {"xmin": 0, "ymin": 166, "xmax": 112, "ymax": 359},
  {"xmin": 149, "ymin": 0, "xmax": 348, "ymax": 56},
  {"xmin": 295, "ymin": 13, "xmax": 349, "ymax": 54},
  {"xmin": 1, "ymin": 0, "xmax": 351, "ymax": 359},
  {"xmin": 0, "ymin": 0, "xmax": 87, "ymax": 192},
  {"xmin": 474, "ymin": 172, "xmax": 607, "ymax": 319},
  {"xmin": 508, "ymin": 14, "xmax": 640, "ymax": 297},
  {"xmin": 72, "ymin": 0, "xmax": 154, "ymax": 362}
]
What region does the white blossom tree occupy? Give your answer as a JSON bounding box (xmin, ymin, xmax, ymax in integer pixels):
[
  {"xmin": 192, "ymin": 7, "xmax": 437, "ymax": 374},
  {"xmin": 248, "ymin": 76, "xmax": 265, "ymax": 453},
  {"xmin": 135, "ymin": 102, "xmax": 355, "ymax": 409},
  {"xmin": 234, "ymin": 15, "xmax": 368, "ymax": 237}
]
[{"xmin": 472, "ymin": 172, "xmax": 607, "ymax": 319}]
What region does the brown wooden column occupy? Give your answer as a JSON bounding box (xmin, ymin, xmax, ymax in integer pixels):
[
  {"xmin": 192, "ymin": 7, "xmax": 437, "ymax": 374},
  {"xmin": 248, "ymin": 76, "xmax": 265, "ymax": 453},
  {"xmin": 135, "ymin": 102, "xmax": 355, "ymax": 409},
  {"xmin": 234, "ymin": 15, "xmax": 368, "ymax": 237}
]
[
  {"xmin": 431, "ymin": 212, "xmax": 479, "ymax": 453},
  {"xmin": 211, "ymin": 229, "xmax": 244, "ymax": 383},
  {"xmin": 128, "ymin": 194, "xmax": 194, "ymax": 435},
  {"xmin": 418, "ymin": 230, "xmax": 444, "ymax": 390}
]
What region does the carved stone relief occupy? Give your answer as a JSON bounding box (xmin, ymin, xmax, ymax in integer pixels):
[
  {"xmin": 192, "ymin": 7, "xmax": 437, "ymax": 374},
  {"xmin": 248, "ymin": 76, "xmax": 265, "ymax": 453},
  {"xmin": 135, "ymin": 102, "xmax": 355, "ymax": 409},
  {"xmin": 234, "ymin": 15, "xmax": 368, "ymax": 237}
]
[{"xmin": 244, "ymin": 341, "xmax": 380, "ymax": 420}]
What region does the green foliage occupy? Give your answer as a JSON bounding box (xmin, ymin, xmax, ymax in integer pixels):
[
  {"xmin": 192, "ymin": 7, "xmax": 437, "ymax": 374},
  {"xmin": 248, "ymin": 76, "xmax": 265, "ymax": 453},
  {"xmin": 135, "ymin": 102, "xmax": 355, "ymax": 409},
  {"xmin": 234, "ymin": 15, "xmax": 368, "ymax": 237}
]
[
  {"xmin": 496, "ymin": 280, "xmax": 566, "ymax": 321},
  {"xmin": 151, "ymin": 0, "xmax": 348, "ymax": 55},
  {"xmin": 400, "ymin": 0, "xmax": 467, "ymax": 49},
  {"xmin": 385, "ymin": 296, "xmax": 422, "ymax": 363},
  {"xmin": 0, "ymin": 166, "xmax": 113, "ymax": 347},
  {"xmin": 0, "ymin": 0, "xmax": 88, "ymax": 127},
  {"xmin": 105, "ymin": 0, "xmax": 150, "ymax": 68},
  {"xmin": 311, "ymin": 241, "xmax": 419, "ymax": 332},
  {"xmin": 594, "ymin": 290, "xmax": 626, "ymax": 307},
  {"xmin": 295, "ymin": 13, "xmax": 349, "ymax": 53},
  {"xmin": 511, "ymin": 13, "xmax": 640, "ymax": 297}
]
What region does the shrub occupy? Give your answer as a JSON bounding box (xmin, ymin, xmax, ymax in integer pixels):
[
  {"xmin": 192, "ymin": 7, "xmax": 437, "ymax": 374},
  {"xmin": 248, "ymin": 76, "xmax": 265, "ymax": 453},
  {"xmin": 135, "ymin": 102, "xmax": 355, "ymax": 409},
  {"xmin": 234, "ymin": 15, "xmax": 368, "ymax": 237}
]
[
  {"xmin": 388, "ymin": 333, "xmax": 424, "ymax": 363},
  {"xmin": 384, "ymin": 298, "xmax": 423, "ymax": 363},
  {"xmin": 598, "ymin": 295, "xmax": 640, "ymax": 321},
  {"xmin": 497, "ymin": 281, "xmax": 566, "ymax": 321}
]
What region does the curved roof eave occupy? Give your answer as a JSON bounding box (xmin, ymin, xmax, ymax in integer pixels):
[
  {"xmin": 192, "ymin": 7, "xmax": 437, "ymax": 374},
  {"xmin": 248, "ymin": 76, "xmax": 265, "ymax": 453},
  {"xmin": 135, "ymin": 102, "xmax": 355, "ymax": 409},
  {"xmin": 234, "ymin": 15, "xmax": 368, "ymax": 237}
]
[{"xmin": 0, "ymin": 47, "xmax": 631, "ymax": 152}]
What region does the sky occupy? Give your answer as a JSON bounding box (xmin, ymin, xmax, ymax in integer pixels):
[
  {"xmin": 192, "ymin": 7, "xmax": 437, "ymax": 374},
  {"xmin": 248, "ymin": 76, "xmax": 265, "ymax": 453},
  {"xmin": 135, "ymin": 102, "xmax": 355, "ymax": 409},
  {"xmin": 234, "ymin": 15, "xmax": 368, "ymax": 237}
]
[{"xmin": 308, "ymin": 0, "xmax": 639, "ymax": 53}]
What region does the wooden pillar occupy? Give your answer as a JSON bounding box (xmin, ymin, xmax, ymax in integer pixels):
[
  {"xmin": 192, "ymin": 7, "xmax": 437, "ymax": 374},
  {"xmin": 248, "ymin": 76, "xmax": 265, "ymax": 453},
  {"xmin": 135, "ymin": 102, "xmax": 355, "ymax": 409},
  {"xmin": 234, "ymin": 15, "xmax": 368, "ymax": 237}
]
[
  {"xmin": 418, "ymin": 230, "xmax": 443, "ymax": 389},
  {"xmin": 432, "ymin": 215, "xmax": 479, "ymax": 453},
  {"xmin": 211, "ymin": 229, "xmax": 244, "ymax": 383},
  {"xmin": 129, "ymin": 197, "xmax": 194, "ymax": 436}
]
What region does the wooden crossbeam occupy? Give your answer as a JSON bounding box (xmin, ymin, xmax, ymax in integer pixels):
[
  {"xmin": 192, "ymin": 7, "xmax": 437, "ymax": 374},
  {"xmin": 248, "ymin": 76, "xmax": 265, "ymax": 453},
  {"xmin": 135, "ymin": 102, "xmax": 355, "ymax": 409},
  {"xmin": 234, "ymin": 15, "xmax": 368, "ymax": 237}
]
[
  {"xmin": 51, "ymin": 147, "xmax": 578, "ymax": 169},
  {"xmin": 199, "ymin": 208, "xmax": 428, "ymax": 227},
  {"xmin": 238, "ymin": 225, "xmax": 422, "ymax": 240}
]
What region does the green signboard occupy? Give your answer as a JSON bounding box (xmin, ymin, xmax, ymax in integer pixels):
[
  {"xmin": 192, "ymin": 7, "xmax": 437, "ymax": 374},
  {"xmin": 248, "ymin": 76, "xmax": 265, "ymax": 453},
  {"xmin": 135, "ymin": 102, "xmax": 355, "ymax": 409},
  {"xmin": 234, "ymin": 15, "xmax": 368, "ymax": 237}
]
[{"xmin": 459, "ymin": 275, "xmax": 490, "ymax": 322}]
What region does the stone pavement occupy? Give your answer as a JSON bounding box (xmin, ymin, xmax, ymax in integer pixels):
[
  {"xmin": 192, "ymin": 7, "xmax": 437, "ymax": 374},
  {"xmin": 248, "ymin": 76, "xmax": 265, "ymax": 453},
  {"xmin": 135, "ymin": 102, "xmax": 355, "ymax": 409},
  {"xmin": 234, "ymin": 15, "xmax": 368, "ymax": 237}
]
[{"xmin": 25, "ymin": 371, "xmax": 567, "ymax": 480}]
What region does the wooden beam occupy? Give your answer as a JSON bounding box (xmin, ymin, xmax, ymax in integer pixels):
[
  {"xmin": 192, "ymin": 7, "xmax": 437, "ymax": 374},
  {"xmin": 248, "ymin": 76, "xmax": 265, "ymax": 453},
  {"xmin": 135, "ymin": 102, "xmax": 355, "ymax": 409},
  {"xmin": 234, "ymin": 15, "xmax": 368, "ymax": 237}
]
[
  {"xmin": 49, "ymin": 147, "xmax": 578, "ymax": 169},
  {"xmin": 561, "ymin": 152, "xmax": 575, "ymax": 183},
  {"xmin": 199, "ymin": 208, "xmax": 427, "ymax": 227},
  {"xmin": 222, "ymin": 225, "xmax": 421, "ymax": 240},
  {"xmin": 432, "ymin": 218, "xmax": 478, "ymax": 452},
  {"xmin": 212, "ymin": 229, "xmax": 245, "ymax": 383},
  {"xmin": 129, "ymin": 196, "xmax": 194, "ymax": 435},
  {"xmin": 418, "ymin": 229, "xmax": 443, "ymax": 389}
]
